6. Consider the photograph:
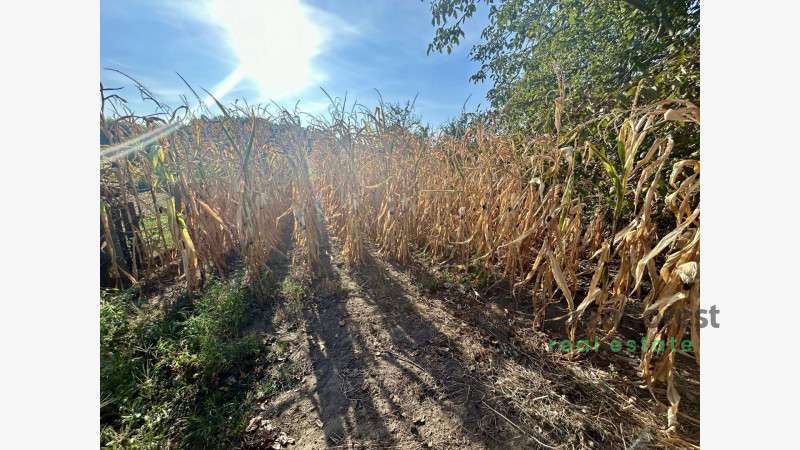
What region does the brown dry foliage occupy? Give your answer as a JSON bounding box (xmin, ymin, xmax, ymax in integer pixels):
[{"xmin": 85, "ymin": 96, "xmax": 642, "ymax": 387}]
[{"xmin": 100, "ymin": 89, "xmax": 699, "ymax": 429}]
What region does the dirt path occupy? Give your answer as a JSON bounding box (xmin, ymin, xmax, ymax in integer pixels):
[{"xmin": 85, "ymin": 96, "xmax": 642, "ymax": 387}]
[{"xmin": 243, "ymin": 223, "xmax": 695, "ymax": 449}]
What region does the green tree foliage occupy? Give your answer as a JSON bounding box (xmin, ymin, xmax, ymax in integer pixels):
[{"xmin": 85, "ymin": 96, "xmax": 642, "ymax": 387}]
[
  {"xmin": 383, "ymin": 100, "xmax": 432, "ymax": 140},
  {"xmin": 426, "ymin": 0, "xmax": 699, "ymax": 137}
]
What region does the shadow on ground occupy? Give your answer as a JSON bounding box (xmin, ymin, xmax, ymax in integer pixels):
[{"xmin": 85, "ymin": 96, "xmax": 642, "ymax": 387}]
[{"xmin": 252, "ymin": 221, "xmax": 694, "ymax": 449}]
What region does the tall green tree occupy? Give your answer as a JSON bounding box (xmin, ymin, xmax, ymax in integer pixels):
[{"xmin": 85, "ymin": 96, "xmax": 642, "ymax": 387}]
[{"xmin": 427, "ymin": 0, "xmax": 699, "ymax": 134}]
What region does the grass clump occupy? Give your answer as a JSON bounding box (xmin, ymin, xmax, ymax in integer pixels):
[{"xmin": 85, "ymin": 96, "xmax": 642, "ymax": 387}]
[
  {"xmin": 100, "ymin": 278, "xmax": 263, "ymax": 448},
  {"xmin": 463, "ymin": 261, "xmax": 494, "ymax": 290},
  {"xmin": 272, "ymin": 276, "xmax": 305, "ymax": 328},
  {"xmin": 140, "ymin": 214, "xmax": 173, "ymax": 248},
  {"xmin": 419, "ymin": 270, "xmax": 448, "ymax": 292}
]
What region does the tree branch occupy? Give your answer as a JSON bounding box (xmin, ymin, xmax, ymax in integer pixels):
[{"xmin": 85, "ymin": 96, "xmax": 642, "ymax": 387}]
[{"xmin": 617, "ymin": 0, "xmax": 653, "ymax": 14}]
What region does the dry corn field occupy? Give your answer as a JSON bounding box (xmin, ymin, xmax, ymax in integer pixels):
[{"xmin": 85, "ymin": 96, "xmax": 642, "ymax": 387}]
[{"xmin": 101, "ymin": 88, "xmax": 700, "ymax": 448}]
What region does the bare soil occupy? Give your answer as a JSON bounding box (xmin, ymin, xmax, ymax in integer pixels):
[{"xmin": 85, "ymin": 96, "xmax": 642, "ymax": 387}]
[{"xmin": 241, "ymin": 222, "xmax": 700, "ymax": 449}]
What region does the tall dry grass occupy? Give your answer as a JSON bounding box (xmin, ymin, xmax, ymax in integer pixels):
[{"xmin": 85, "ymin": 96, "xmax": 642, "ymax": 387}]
[
  {"xmin": 100, "ymin": 88, "xmax": 319, "ymax": 292},
  {"xmin": 100, "ymin": 83, "xmax": 699, "ymax": 428},
  {"xmin": 307, "ymin": 95, "xmax": 699, "ymax": 430}
]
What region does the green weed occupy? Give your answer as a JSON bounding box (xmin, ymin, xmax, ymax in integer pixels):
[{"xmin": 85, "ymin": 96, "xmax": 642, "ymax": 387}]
[{"xmin": 100, "ymin": 278, "xmax": 263, "ymax": 448}]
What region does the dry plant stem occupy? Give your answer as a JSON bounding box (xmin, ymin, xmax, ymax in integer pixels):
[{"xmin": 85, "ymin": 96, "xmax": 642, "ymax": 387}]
[{"xmin": 100, "ymin": 90, "xmax": 699, "ymax": 430}]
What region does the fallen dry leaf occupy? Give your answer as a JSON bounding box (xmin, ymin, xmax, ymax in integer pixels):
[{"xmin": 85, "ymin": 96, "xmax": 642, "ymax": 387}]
[{"xmin": 245, "ymin": 416, "xmax": 262, "ymax": 433}]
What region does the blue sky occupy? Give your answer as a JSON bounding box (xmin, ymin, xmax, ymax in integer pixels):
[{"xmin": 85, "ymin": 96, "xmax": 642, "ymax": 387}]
[{"xmin": 100, "ymin": 0, "xmax": 491, "ymax": 127}]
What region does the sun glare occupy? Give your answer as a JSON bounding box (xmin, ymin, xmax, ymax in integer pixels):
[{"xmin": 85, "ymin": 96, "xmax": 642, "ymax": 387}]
[{"xmin": 210, "ymin": 0, "xmax": 325, "ymax": 100}]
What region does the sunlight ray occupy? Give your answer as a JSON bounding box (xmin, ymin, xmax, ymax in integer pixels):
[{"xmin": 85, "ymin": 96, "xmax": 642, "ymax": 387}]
[{"xmin": 101, "ymin": 66, "xmax": 246, "ymax": 162}]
